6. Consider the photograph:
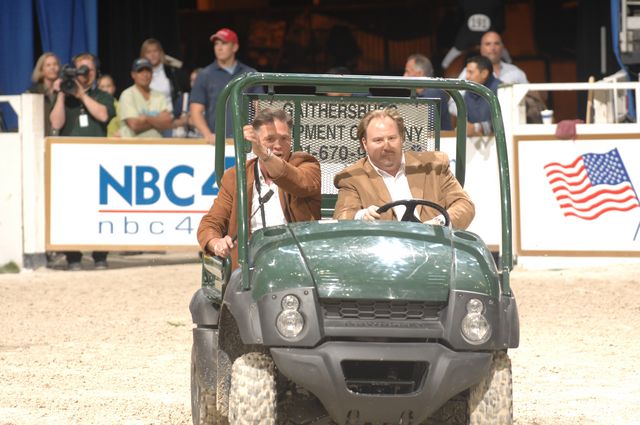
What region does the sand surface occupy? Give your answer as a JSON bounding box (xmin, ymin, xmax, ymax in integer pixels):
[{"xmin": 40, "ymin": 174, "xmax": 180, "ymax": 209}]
[{"xmin": 1, "ymin": 254, "xmax": 639, "ymax": 424}]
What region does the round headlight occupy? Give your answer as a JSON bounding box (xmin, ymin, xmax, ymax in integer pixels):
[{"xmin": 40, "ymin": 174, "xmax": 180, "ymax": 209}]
[
  {"xmin": 461, "ymin": 313, "xmax": 491, "ymax": 344},
  {"xmin": 466, "ymin": 298, "xmax": 484, "ymax": 314},
  {"xmin": 281, "ymin": 294, "xmax": 300, "ymax": 311},
  {"xmin": 276, "ymin": 310, "xmax": 304, "ymax": 338}
]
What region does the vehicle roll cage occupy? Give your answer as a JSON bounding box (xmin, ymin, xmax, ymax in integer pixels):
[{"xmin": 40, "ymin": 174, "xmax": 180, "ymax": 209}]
[{"xmin": 213, "ymin": 73, "xmax": 513, "ymax": 295}]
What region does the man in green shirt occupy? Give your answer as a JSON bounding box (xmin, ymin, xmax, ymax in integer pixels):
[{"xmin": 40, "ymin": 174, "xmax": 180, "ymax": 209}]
[
  {"xmin": 49, "ymin": 52, "xmax": 115, "ymax": 270},
  {"xmin": 50, "ymin": 53, "xmax": 115, "ymax": 137},
  {"xmin": 118, "ymin": 58, "xmax": 173, "ymax": 138}
]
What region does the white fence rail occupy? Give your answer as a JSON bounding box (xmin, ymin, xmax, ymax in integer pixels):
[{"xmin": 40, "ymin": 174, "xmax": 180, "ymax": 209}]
[{"xmin": 3, "ymin": 81, "xmax": 640, "ymax": 269}]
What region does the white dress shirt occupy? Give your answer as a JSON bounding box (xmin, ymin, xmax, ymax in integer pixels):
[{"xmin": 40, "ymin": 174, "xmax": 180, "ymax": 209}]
[
  {"xmin": 150, "ymin": 63, "xmax": 173, "ymax": 111},
  {"xmin": 251, "ymin": 165, "xmax": 287, "ymax": 232},
  {"xmin": 355, "ymin": 154, "xmax": 419, "ymax": 221}
]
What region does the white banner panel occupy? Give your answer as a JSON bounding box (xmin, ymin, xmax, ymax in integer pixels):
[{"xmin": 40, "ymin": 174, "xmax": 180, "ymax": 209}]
[
  {"xmin": 441, "ymin": 136, "xmax": 502, "ymax": 249},
  {"xmin": 47, "ymin": 140, "xmax": 234, "ymax": 249},
  {"xmin": 517, "ymin": 137, "xmax": 640, "ymax": 254},
  {"xmin": 46, "ymin": 137, "xmax": 506, "ymax": 251}
]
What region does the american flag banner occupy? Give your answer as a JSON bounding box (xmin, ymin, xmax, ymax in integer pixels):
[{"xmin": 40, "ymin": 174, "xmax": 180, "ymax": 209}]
[{"xmin": 544, "ymin": 148, "xmax": 640, "ymax": 220}]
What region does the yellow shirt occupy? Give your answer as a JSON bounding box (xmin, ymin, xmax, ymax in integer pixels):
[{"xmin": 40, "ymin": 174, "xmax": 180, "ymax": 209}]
[
  {"xmin": 118, "ymin": 85, "xmax": 171, "ymax": 138},
  {"xmin": 107, "ymin": 99, "xmax": 120, "ymax": 137}
]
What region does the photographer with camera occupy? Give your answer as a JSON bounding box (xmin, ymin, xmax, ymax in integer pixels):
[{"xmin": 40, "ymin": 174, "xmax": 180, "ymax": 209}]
[
  {"xmin": 50, "ymin": 53, "xmax": 115, "ymax": 137},
  {"xmin": 49, "ymin": 53, "xmax": 115, "ymax": 271}
]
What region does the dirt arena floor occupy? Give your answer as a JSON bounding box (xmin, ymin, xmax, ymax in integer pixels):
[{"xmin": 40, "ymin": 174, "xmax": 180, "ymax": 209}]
[{"xmin": 1, "ymin": 253, "xmax": 639, "ymax": 425}]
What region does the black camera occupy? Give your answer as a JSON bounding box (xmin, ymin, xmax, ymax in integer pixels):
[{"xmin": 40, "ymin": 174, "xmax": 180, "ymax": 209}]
[{"xmin": 59, "ymin": 64, "xmax": 90, "ymax": 95}]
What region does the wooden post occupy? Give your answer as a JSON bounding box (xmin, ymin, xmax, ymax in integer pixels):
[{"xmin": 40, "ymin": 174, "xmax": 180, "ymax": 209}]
[{"xmin": 586, "ymin": 76, "xmax": 595, "ymax": 124}]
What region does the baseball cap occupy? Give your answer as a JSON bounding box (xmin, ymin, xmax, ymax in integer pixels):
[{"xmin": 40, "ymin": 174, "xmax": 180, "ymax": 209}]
[
  {"xmin": 132, "ymin": 58, "xmax": 153, "ymax": 72},
  {"xmin": 209, "ymin": 28, "xmax": 238, "ymax": 44}
]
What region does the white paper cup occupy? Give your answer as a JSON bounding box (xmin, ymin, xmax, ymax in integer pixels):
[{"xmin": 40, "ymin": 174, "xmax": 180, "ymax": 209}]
[{"xmin": 541, "ymin": 109, "xmax": 554, "ymax": 124}]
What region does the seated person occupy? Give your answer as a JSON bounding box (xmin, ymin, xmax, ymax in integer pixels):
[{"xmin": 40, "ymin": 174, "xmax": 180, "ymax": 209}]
[
  {"xmin": 333, "ymin": 108, "xmax": 474, "ymax": 229},
  {"xmin": 448, "ymin": 55, "xmax": 503, "ymax": 136},
  {"xmin": 462, "ymin": 55, "xmax": 502, "ymax": 137},
  {"xmin": 403, "ymin": 53, "xmax": 453, "ymax": 131},
  {"xmin": 197, "ymin": 108, "xmax": 322, "ymax": 269},
  {"xmin": 455, "ymin": 31, "xmax": 527, "ymax": 84}
]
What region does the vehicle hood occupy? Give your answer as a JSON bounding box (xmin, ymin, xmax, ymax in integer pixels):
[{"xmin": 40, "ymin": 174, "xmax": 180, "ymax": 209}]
[{"xmin": 250, "ymin": 221, "xmax": 491, "ymax": 302}]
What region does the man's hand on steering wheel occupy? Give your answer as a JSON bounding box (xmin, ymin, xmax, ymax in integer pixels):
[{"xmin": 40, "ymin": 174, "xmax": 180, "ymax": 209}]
[
  {"xmin": 376, "ymin": 199, "xmax": 451, "ymax": 226},
  {"xmin": 423, "ymin": 215, "xmax": 446, "ymax": 226},
  {"xmin": 361, "ymin": 205, "xmax": 381, "ymax": 221}
]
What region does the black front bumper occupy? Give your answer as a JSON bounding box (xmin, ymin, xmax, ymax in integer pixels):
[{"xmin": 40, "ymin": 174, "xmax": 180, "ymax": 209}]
[{"xmin": 271, "ymin": 341, "xmax": 491, "ymax": 425}]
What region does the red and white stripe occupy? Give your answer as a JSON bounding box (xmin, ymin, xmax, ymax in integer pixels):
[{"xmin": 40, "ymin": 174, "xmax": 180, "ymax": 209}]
[{"xmin": 544, "ymin": 157, "xmax": 640, "ymax": 220}]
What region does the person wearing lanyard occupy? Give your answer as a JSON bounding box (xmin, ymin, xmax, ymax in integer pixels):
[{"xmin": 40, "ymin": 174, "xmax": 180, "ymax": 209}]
[
  {"xmin": 49, "ymin": 52, "xmax": 116, "ymax": 271},
  {"xmin": 333, "ymin": 108, "xmax": 475, "ymax": 229},
  {"xmin": 197, "ymin": 108, "xmax": 321, "ymax": 270},
  {"xmin": 50, "ymin": 53, "xmax": 115, "ymax": 138}
]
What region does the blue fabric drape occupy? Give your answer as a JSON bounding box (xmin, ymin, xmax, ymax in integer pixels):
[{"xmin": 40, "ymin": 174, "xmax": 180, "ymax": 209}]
[
  {"xmin": 0, "ymin": 0, "xmax": 97, "ymax": 130},
  {"xmin": 0, "ymin": 0, "xmax": 33, "ymax": 94},
  {"xmin": 84, "ymin": 0, "xmax": 98, "ymax": 56},
  {"xmin": 0, "ymin": 0, "xmax": 34, "ymax": 129},
  {"xmin": 35, "ymin": 0, "xmax": 95, "ymax": 66}
]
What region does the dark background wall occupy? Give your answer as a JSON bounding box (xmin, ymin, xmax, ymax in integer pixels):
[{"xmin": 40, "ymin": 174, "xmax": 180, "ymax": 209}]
[
  {"xmin": 97, "ymin": 0, "xmax": 182, "ymax": 95},
  {"xmin": 94, "ymin": 0, "xmax": 623, "ymax": 121},
  {"xmin": 0, "ymin": 0, "xmax": 631, "ymax": 127}
]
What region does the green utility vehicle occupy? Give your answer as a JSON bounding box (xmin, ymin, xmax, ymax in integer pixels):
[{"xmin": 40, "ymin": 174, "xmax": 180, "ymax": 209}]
[{"xmin": 189, "ymin": 73, "xmax": 519, "ymax": 425}]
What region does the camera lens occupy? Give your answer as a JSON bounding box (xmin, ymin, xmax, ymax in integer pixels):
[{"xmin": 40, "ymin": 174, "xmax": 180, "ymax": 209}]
[
  {"xmin": 59, "ymin": 65, "xmax": 78, "ymax": 95},
  {"xmin": 77, "ymin": 65, "xmax": 90, "ymax": 76}
]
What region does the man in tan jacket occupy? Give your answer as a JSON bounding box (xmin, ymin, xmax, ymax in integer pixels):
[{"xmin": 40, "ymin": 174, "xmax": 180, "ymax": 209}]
[
  {"xmin": 333, "ymin": 108, "xmax": 474, "ymax": 229},
  {"xmin": 197, "ymin": 108, "xmax": 321, "ymax": 269}
]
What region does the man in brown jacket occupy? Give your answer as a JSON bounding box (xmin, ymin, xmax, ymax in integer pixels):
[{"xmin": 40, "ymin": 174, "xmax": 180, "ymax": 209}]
[
  {"xmin": 333, "ymin": 108, "xmax": 474, "ymax": 229},
  {"xmin": 197, "ymin": 108, "xmax": 321, "ymax": 269}
]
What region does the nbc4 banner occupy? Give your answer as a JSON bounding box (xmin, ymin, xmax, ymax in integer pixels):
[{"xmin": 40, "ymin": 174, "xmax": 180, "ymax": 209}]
[{"xmin": 47, "ymin": 139, "xmax": 235, "ymax": 249}]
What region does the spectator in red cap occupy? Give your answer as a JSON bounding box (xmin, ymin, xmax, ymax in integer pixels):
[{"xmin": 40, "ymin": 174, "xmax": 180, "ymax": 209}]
[{"xmin": 190, "ymin": 27, "xmax": 263, "ymax": 143}]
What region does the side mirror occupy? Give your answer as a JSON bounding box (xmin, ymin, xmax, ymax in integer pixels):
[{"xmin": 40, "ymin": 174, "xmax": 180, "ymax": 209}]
[{"xmin": 201, "ymin": 254, "xmax": 231, "ymax": 295}]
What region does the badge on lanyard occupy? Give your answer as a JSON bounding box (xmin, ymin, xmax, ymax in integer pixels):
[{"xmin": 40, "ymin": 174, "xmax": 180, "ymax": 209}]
[{"xmin": 79, "ymin": 107, "xmax": 89, "ymax": 128}]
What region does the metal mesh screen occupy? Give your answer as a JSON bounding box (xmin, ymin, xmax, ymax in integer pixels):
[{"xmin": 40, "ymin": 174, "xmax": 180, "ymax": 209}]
[{"xmin": 248, "ymin": 95, "xmax": 439, "ymax": 195}]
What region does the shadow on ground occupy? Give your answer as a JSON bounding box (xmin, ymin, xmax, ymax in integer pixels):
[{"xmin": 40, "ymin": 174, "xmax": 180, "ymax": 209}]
[{"xmin": 46, "ymin": 251, "xmax": 201, "ymax": 271}]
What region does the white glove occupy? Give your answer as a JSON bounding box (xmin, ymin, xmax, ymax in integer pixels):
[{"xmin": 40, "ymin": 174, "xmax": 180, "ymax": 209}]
[
  {"xmin": 423, "ymin": 214, "xmax": 446, "ymax": 226},
  {"xmin": 355, "ymin": 205, "xmax": 381, "ymax": 221}
]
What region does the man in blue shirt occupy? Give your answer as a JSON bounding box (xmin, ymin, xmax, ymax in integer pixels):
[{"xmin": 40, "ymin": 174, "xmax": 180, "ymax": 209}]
[
  {"xmin": 190, "ymin": 27, "xmax": 263, "ymax": 143},
  {"xmin": 463, "ymin": 55, "xmax": 502, "ymax": 137},
  {"xmin": 403, "ymin": 54, "xmax": 453, "ymax": 131}
]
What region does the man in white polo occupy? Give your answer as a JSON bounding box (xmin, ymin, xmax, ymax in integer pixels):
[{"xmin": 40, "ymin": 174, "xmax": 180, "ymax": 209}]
[{"xmin": 119, "ymin": 58, "xmax": 173, "ymax": 138}]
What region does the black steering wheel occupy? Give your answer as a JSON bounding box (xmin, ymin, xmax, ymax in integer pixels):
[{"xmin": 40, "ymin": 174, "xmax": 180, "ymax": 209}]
[{"xmin": 376, "ymin": 199, "xmax": 450, "ymax": 226}]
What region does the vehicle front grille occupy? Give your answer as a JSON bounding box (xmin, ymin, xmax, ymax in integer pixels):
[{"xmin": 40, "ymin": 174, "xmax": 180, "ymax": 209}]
[
  {"xmin": 321, "ymin": 300, "xmax": 443, "ymax": 321},
  {"xmin": 342, "ymin": 360, "xmax": 428, "ymax": 394}
]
